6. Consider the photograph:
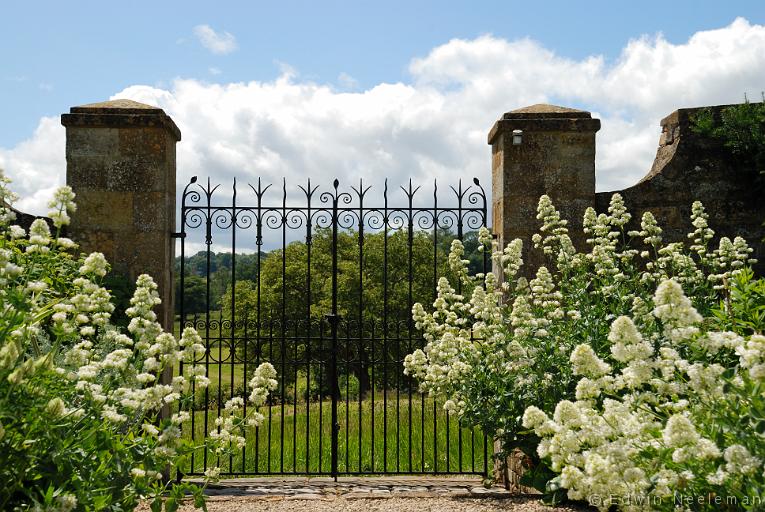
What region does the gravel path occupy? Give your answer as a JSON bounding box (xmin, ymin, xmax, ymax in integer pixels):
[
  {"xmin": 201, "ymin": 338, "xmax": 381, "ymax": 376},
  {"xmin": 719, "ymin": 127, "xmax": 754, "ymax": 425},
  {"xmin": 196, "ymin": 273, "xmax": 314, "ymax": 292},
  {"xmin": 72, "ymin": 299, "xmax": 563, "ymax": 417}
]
[
  {"xmin": 136, "ymin": 477, "xmax": 590, "ymax": 512},
  {"xmin": 141, "ymin": 495, "xmax": 586, "ymax": 512}
]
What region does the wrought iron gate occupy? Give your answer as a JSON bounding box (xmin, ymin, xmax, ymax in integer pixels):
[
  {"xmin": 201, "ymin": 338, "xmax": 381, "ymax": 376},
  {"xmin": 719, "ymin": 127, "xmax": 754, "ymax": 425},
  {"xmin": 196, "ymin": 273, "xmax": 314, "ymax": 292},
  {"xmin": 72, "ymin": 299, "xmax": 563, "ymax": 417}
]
[{"xmin": 176, "ymin": 176, "xmax": 489, "ymax": 477}]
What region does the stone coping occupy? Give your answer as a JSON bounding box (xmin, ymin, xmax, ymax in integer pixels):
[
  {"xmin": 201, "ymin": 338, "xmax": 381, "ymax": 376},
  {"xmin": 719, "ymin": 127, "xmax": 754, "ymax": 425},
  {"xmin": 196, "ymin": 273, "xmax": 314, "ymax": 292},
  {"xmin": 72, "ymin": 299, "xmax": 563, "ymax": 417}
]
[
  {"xmin": 504, "ymin": 104, "xmax": 591, "ymax": 119},
  {"xmin": 487, "ymin": 118, "xmax": 601, "ymax": 144},
  {"xmin": 61, "ymin": 99, "xmax": 181, "ymax": 141}
]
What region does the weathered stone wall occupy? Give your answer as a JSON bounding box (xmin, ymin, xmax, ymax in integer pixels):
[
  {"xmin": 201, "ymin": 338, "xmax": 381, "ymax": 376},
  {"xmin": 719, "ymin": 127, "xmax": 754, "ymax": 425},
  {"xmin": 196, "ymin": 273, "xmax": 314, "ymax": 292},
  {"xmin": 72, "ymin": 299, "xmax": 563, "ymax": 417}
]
[
  {"xmin": 7, "ymin": 205, "xmax": 52, "ymax": 233},
  {"xmin": 61, "ymin": 99, "xmax": 181, "ymax": 333},
  {"xmin": 490, "ymin": 102, "xmax": 765, "ymax": 278},
  {"xmin": 595, "ymin": 105, "xmax": 765, "ymax": 275}
]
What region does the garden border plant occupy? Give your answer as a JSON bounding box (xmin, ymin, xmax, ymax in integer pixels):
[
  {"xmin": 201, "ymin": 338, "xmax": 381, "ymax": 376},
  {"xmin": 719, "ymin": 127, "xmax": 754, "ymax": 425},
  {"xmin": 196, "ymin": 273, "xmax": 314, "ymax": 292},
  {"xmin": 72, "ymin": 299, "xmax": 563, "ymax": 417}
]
[
  {"xmin": 0, "ymin": 168, "xmax": 277, "ymax": 512},
  {"xmin": 404, "ymin": 190, "xmax": 761, "ymax": 509}
]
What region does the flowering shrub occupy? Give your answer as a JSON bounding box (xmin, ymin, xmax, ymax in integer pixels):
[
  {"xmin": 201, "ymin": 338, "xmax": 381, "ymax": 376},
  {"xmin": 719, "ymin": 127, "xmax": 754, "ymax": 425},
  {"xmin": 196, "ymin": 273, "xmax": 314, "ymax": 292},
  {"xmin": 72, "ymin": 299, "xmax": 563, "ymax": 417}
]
[
  {"xmin": 404, "ymin": 192, "xmax": 757, "ymax": 503},
  {"xmin": 524, "ymin": 276, "xmax": 765, "ymax": 510},
  {"xmin": 0, "ymin": 169, "xmax": 277, "ymax": 511}
]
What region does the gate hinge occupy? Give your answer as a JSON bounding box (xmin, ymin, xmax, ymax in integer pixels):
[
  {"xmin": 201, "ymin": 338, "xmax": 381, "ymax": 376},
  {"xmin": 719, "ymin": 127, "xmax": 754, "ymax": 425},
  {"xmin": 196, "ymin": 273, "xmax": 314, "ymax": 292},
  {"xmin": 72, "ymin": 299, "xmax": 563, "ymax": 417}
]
[{"xmin": 171, "ymin": 232, "xmax": 186, "ymax": 239}]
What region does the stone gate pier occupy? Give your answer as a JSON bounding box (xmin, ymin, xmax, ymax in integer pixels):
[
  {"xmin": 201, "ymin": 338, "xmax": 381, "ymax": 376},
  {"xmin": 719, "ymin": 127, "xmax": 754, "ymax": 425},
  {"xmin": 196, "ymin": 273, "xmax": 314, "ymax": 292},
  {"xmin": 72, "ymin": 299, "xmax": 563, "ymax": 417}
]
[{"xmin": 61, "ymin": 99, "xmax": 180, "ymax": 333}]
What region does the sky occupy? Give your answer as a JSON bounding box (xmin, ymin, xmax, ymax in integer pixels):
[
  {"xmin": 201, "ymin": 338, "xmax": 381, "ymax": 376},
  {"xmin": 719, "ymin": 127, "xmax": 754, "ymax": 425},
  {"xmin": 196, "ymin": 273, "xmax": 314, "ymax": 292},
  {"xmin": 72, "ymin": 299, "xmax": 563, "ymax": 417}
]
[{"xmin": 2, "ymin": 1, "xmax": 765, "ymax": 225}]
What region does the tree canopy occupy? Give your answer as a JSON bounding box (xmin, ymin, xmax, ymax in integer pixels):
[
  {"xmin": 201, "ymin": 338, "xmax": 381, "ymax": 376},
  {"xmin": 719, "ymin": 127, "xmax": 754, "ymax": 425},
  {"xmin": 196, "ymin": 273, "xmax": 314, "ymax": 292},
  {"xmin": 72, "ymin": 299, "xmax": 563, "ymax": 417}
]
[{"xmin": 175, "ymin": 228, "xmax": 487, "ymax": 395}]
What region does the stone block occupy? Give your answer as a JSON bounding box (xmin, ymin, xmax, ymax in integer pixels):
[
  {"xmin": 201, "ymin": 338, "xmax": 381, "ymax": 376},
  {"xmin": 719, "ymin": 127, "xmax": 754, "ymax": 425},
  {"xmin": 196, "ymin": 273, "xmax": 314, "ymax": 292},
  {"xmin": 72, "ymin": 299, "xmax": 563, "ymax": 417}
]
[
  {"xmin": 133, "ymin": 191, "xmax": 171, "ymax": 232},
  {"xmin": 71, "ymin": 190, "xmax": 133, "ymax": 232},
  {"xmin": 66, "ymin": 127, "xmax": 119, "ymax": 158},
  {"xmin": 69, "ymin": 229, "xmax": 117, "ymax": 264},
  {"xmin": 119, "ymin": 126, "xmax": 168, "ymax": 161},
  {"xmin": 66, "ymin": 154, "xmax": 112, "ymax": 190}
]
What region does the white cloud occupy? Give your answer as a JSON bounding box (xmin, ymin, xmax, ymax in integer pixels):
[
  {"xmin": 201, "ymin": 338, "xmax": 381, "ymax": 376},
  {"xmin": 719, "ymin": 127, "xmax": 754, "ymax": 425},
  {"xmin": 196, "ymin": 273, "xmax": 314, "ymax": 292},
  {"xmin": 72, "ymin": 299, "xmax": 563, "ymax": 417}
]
[
  {"xmin": 0, "ymin": 116, "xmax": 64, "ymax": 214},
  {"xmin": 3, "ymin": 18, "xmax": 765, "ymax": 224},
  {"xmin": 209, "ymin": 67, "xmax": 222, "ymax": 76},
  {"xmin": 193, "ymin": 24, "xmax": 237, "ymax": 55}
]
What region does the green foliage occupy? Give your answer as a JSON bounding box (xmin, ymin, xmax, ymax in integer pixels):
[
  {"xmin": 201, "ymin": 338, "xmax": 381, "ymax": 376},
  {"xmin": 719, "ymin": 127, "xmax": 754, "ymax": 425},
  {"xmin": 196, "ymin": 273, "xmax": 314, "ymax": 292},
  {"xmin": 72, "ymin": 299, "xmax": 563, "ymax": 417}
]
[
  {"xmin": 692, "ymin": 96, "xmax": 765, "ymax": 175},
  {"xmin": 712, "ymin": 268, "xmax": 765, "ymax": 335},
  {"xmin": 406, "ymin": 193, "xmax": 760, "ymax": 506},
  {"xmin": 339, "ymin": 373, "xmax": 360, "ymax": 401},
  {"xmin": 102, "ymin": 270, "xmax": 135, "ymax": 328},
  {"xmin": 0, "ymin": 176, "xmax": 224, "ymax": 511},
  {"xmin": 175, "ymin": 251, "xmax": 264, "ymax": 311},
  {"xmin": 176, "ymin": 274, "xmax": 208, "ymax": 315}
]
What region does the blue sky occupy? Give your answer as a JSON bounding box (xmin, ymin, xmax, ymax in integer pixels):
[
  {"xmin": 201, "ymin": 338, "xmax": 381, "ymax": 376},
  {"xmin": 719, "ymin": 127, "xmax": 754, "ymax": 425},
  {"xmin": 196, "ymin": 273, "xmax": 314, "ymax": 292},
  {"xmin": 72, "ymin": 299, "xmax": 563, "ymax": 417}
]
[
  {"xmin": 2, "ymin": 1, "xmax": 763, "ymax": 147},
  {"xmin": 2, "ymin": 1, "xmax": 765, "ymax": 230}
]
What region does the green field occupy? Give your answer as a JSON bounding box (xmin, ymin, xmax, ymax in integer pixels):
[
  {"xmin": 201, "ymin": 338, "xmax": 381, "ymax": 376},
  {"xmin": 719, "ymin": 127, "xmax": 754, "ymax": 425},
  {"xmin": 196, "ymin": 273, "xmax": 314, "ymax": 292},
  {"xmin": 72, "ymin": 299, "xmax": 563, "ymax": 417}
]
[
  {"xmin": 174, "ymin": 324, "xmax": 488, "ymax": 476},
  {"xmin": 180, "ymin": 392, "xmax": 488, "ymax": 476}
]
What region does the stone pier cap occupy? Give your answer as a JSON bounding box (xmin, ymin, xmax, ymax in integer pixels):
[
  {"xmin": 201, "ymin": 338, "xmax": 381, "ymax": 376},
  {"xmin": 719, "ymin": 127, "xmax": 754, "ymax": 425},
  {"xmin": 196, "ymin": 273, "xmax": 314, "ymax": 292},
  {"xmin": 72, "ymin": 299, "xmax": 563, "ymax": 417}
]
[
  {"xmin": 61, "ymin": 99, "xmax": 181, "ymax": 141},
  {"xmin": 488, "ymin": 103, "xmax": 600, "ymax": 144}
]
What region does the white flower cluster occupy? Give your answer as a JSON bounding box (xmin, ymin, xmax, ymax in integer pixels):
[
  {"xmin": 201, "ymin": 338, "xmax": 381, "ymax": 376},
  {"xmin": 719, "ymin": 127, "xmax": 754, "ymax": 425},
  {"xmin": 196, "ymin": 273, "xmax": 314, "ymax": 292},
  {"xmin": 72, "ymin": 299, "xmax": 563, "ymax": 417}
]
[
  {"xmin": 45, "ymin": 275, "xmax": 212, "ymax": 460},
  {"xmin": 524, "ymin": 279, "xmax": 764, "ymax": 509},
  {"xmin": 26, "ymin": 219, "xmax": 51, "ymax": 254},
  {"xmin": 532, "ymin": 195, "xmax": 573, "ymax": 258},
  {"xmin": 47, "ymin": 185, "xmax": 77, "ymax": 229},
  {"xmin": 52, "ymin": 274, "xmax": 115, "ymax": 339},
  {"xmin": 208, "ymin": 362, "xmax": 277, "ymax": 463},
  {"xmin": 0, "ymin": 180, "xmax": 277, "ymax": 494},
  {"xmin": 0, "ymin": 168, "xmax": 19, "ymax": 226},
  {"xmin": 404, "ymin": 191, "xmax": 760, "ymax": 507},
  {"xmin": 708, "ymin": 236, "xmax": 755, "ymax": 289},
  {"xmin": 405, "ymin": 272, "xmax": 482, "ymax": 410}
]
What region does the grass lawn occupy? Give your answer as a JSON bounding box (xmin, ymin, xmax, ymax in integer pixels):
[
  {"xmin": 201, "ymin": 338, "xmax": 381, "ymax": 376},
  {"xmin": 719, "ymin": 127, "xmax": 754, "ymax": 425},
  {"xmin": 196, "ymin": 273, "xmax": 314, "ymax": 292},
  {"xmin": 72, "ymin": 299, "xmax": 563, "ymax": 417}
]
[
  {"xmin": 179, "ymin": 393, "xmax": 488, "ymax": 476},
  {"xmin": 174, "ymin": 320, "xmax": 488, "ymax": 477}
]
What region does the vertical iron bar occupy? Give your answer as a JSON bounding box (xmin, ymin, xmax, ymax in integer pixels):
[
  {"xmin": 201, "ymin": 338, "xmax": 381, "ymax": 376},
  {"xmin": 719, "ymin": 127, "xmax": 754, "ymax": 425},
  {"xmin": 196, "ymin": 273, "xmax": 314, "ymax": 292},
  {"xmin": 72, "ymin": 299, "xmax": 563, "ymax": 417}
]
[
  {"xmin": 179, "ymin": 191, "xmax": 189, "ymax": 475},
  {"xmin": 382, "ymin": 180, "xmax": 388, "ymax": 474},
  {"xmin": 345, "ymin": 324, "xmax": 350, "ymax": 472},
  {"xmin": 217, "ymin": 309, "xmax": 223, "ymax": 469},
  {"xmin": 357, "ymin": 181, "xmax": 364, "ymax": 472},
  {"xmin": 203, "ymin": 180, "xmax": 212, "ymax": 473},
  {"xmin": 267, "ymin": 318, "xmax": 273, "ymax": 472},
  {"xmin": 293, "ymin": 321, "xmax": 298, "ymax": 472},
  {"xmin": 305, "ymin": 180, "xmax": 313, "ymax": 474},
  {"xmin": 318, "ymin": 319, "xmax": 323, "ymax": 473},
  {"xmin": 456, "ymin": 181, "xmax": 463, "ymax": 474},
  {"xmin": 242, "ymin": 306, "xmax": 248, "ymax": 474},
  {"xmin": 280, "ymin": 179, "xmax": 287, "ymax": 474},
  {"xmin": 425, "ymin": 180, "xmax": 437, "ymax": 472},
  {"xmin": 407, "ymin": 180, "xmax": 414, "ymax": 473},
  {"xmin": 446, "ymin": 407, "xmax": 450, "ymax": 472},
  {"xmin": 192, "ymin": 313, "xmax": 199, "ymax": 472},
  {"xmin": 229, "ymin": 180, "xmax": 237, "ymax": 472},
  {"xmin": 475, "ymin": 193, "xmax": 489, "ymax": 475},
  {"xmin": 329, "ymin": 179, "xmax": 341, "ymax": 480},
  {"xmin": 370, "ymin": 321, "xmax": 375, "ymax": 472},
  {"xmin": 396, "ymin": 317, "xmax": 400, "ymax": 473},
  {"xmin": 255, "ymin": 180, "xmax": 264, "ymax": 474},
  {"xmin": 433, "ymin": 183, "xmax": 438, "ymax": 474},
  {"xmin": 481, "ymin": 180, "xmax": 490, "ymax": 478}
]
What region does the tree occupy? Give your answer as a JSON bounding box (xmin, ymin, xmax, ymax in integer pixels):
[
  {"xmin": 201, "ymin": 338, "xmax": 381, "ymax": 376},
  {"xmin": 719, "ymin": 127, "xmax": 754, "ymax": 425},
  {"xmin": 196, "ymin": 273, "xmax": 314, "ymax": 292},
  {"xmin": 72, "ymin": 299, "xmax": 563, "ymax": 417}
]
[
  {"xmin": 216, "ymin": 228, "xmax": 487, "ymax": 397},
  {"xmin": 175, "ymin": 274, "xmax": 207, "ymax": 314}
]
